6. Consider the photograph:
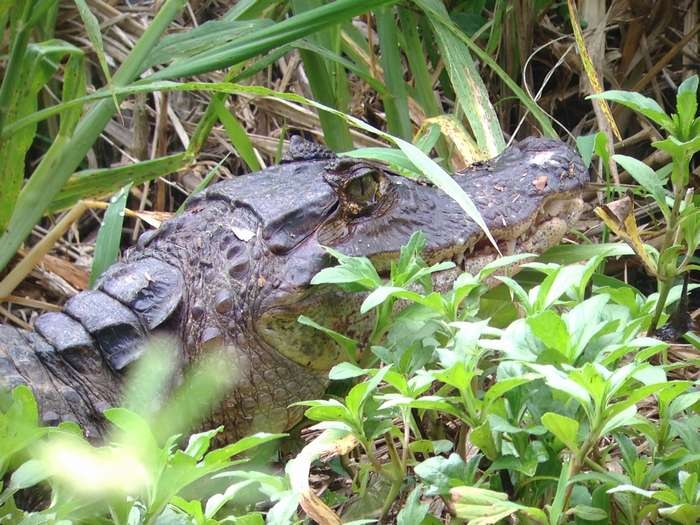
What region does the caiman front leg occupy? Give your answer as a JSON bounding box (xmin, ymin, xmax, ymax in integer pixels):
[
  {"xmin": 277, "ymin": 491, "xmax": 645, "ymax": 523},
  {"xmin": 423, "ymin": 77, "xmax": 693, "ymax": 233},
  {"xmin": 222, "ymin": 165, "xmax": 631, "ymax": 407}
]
[{"xmin": 0, "ymin": 256, "xmax": 185, "ymax": 439}]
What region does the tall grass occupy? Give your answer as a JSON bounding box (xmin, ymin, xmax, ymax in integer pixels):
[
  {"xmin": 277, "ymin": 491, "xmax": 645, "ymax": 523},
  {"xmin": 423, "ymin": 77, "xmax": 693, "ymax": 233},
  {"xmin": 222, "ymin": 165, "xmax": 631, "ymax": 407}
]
[{"xmin": 0, "ymin": 0, "xmax": 557, "ymax": 284}]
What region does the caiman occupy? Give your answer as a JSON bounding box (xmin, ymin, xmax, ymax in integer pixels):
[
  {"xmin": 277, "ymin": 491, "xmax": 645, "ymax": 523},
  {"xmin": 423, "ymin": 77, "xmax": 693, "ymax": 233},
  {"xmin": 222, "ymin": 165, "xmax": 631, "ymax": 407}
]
[{"xmin": 0, "ymin": 137, "xmax": 587, "ymax": 442}]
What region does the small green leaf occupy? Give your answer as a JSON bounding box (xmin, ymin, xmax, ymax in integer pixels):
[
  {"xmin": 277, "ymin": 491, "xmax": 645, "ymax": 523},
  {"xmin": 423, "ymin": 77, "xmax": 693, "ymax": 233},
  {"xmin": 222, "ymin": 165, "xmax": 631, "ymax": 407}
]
[
  {"xmin": 361, "ymin": 286, "xmax": 423, "ymax": 313},
  {"xmin": 613, "ymin": 154, "xmax": 670, "ymax": 218},
  {"xmin": 203, "ymin": 432, "xmax": 285, "ymax": 466},
  {"xmin": 675, "ymin": 75, "xmax": 699, "ymax": 139},
  {"xmin": 575, "ymin": 133, "xmax": 597, "ymax": 168},
  {"xmin": 541, "ymin": 412, "xmax": 580, "ymax": 452},
  {"xmin": 298, "ymin": 315, "xmax": 359, "ymax": 361},
  {"xmin": 328, "ymin": 362, "xmax": 370, "ymax": 380}
]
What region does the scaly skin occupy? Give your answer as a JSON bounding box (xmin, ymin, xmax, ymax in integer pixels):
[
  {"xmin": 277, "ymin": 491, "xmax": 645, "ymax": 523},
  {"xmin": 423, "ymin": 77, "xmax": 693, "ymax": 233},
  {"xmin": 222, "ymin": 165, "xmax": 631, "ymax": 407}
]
[{"xmin": 0, "ymin": 137, "xmax": 588, "ymax": 442}]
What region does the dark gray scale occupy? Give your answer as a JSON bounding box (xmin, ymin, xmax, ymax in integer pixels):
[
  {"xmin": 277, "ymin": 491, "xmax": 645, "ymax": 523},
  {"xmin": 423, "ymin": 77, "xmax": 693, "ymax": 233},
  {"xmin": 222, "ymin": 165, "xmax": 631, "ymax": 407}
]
[
  {"xmin": 282, "ymin": 135, "xmax": 336, "ymax": 163},
  {"xmin": 63, "ymin": 290, "xmax": 145, "ymax": 371},
  {"xmin": 0, "ymin": 326, "xmax": 29, "ymax": 391},
  {"xmin": 96, "ymin": 257, "xmax": 184, "ymax": 331},
  {"xmin": 35, "ymin": 312, "xmax": 100, "ymax": 374},
  {"xmin": 33, "ymin": 312, "xmax": 120, "ymax": 426},
  {"xmin": 0, "ymin": 326, "xmax": 65, "ymax": 406}
]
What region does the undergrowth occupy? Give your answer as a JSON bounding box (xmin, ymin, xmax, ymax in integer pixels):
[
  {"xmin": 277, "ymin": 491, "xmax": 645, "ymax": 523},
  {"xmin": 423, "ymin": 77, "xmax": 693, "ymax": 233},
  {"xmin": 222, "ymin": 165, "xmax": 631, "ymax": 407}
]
[{"xmin": 2, "ymin": 232, "xmax": 699, "ymax": 523}]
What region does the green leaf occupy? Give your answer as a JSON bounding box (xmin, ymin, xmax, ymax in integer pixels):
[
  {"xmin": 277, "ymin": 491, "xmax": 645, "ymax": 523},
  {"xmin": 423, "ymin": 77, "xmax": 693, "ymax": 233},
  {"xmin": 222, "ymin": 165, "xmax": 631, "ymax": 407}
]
[
  {"xmin": 571, "ymin": 504, "xmax": 608, "ymax": 521},
  {"xmin": 213, "ymin": 98, "xmax": 261, "ymax": 171},
  {"xmin": 184, "ymin": 427, "xmax": 222, "ymax": 461},
  {"xmin": 344, "ymin": 366, "xmax": 391, "ymax": 421},
  {"xmin": 527, "ymin": 310, "xmax": 570, "ymax": 355},
  {"xmin": 469, "ymin": 421, "xmax": 498, "ymax": 460},
  {"xmin": 73, "ymin": 0, "xmax": 115, "ymax": 108},
  {"xmin": 328, "ymin": 362, "xmax": 370, "ymax": 380},
  {"xmin": 8, "ymin": 460, "xmax": 49, "ymax": 491},
  {"xmin": 526, "ymin": 364, "xmax": 592, "ymax": 413},
  {"xmin": 89, "ymin": 183, "xmax": 131, "ymax": 286},
  {"xmin": 298, "ymin": 315, "xmax": 359, "ymax": 361},
  {"xmin": 414, "ymin": 453, "xmax": 475, "ymax": 496},
  {"xmin": 613, "ymin": 154, "xmax": 670, "ymax": 218},
  {"xmin": 675, "ymin": 75, "xmax": 699, "ymax": 139},
  {"xmin": 203, "ymin": 432, "xmax": 286, "ymax": 466},
  {"xmin": 204, "ymin": 480, "xmax": 256, "ymax": 519},
  {"xmin": 397, "ymin": 486, "xmax": 429, "ymax": 525},
  {"xmin": 541, "ymin": 412, "xmax": 580, "ymax": 452},
  {"xmin": 589, "ymin": 90, "xmax": 673, "ymax": 130},
  {"xmin": 360, "ymin": 286, "xmax": 424, "ymax": 313},
  {"xmin": 311, "ymin": 248, "xmax": 381, "ymax": 289},
  {"xmin": 576, "ymin": 133, "xmax": 597, "ymax": 168}
]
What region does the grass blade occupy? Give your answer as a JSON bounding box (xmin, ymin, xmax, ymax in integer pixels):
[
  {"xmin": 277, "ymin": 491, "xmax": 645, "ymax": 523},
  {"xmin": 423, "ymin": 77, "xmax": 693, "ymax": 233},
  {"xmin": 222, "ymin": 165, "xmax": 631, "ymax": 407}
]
[
  {"xmin": 415, "ymin": 0, "xmax": 504, "ymax": 156},
  {"xmin": 213, "ymin": 99, "xmax": 261, "ymax": 171},
  {"xmin": 89, "ymin": 184, "xmax": 131, "ymax": 286},
  {"xmin": 413, "ymin": 0, "xmax": 556, "ymax": 139},
  {"xmin": 292, "ymin": 0, "xmax": 353, "ymax": 151},
  {"xmin": 48, "ymin": 153, "xmax": 188, "ymax": 213},
  {"xmin": 146, "ymin": 0, "xmax": 398, "ymax": 81},
  {"xmin": 0, "ymin": 0, "xmax": 188, "ymax": 272},
  {"xmin": 376, "ymin": 6, "xmax": 413, "ymax": 140}
]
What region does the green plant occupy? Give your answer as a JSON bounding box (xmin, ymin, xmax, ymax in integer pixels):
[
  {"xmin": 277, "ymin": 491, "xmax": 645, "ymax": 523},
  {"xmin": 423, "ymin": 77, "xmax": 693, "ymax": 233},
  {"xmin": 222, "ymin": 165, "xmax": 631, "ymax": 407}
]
[
  {"xmin": 590, "ymin": 76, "xmax": 700, "ymax": 335},
  {"xmin": 288, "ymin": 232, "xmax": 698, "ymax": 523},
  {"xmin": 0, "ymin": 341, "xmax": 290, "ymax": 525}
]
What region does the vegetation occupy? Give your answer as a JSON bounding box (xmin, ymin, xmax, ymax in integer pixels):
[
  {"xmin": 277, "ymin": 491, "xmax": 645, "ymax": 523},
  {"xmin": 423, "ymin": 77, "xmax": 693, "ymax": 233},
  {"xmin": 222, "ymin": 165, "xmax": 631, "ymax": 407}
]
[{"xmin": 1, "ymin": 0, "xmax": 698, "ymax": 524}]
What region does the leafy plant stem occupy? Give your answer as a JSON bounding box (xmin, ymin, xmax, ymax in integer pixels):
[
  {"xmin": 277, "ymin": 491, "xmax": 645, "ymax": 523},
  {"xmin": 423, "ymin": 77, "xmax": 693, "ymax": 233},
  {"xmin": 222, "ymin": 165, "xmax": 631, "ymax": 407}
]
[
  {"xmin": 560, "ymin": 432, "xmax": 599, "ymax": 521},
  {"xmin": 648, "ymin": 158, "xmax": 688, "ymax": 334},
  {"xmin": 380, "ymin": 432, "xmax": 406, "ymax": 519}
]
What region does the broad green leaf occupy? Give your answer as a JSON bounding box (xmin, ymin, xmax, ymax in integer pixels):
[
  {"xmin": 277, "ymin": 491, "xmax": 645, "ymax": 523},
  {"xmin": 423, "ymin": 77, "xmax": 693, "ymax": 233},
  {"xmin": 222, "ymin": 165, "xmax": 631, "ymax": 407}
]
[
  {"xmin": 8, "ymin": 459, "xmax": 49, "ymax": 491},
  {"xmin": 469, "ymin": 421, "xmax": 498, "ymax": 460},
  {"xmin": 396, "ymin": 486, "xmax": 429, "ymax": 525},
  {"xmin": 571, "ymin": 504, "xmax": 608, "ymax": 521},
  {"xmin": 589, "ymin": 90, "xmax": 672, "ymax": 129},
  {"xmin": 361, "ymin": 286, "xmax": 424, "ymax": 313},
  {"xmin": 482, "ymin": 376, "xmax": 537, "ymax": 407},
  {"xmin": 527, "ymin": 310, "xmax": 570, "ymax": 355},
  {"xmin": 414, "ymin": 453, "xmax": 475, "ymax": 496},
  {"xmin": 526, "ymin": 364, "xmax": 592, "ymax": 412},
  {"xmin": 541, "ymin": 412, "xmax": 580, "ymax": 452}
]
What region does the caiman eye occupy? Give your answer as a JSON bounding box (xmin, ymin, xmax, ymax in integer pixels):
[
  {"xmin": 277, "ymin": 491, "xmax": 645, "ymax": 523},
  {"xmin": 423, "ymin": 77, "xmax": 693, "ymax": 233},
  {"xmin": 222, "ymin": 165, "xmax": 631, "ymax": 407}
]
[{"xmin": 345, "ymin": 171, "xmax": 380, "ymax": 207}]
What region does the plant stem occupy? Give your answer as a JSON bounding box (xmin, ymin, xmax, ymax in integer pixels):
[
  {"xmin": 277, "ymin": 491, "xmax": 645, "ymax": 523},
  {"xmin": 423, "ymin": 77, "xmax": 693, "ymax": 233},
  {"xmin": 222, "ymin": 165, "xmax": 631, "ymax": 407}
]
[{"xmin": 648, "ymin": 159, "xmax": 688, "ymax": 334}]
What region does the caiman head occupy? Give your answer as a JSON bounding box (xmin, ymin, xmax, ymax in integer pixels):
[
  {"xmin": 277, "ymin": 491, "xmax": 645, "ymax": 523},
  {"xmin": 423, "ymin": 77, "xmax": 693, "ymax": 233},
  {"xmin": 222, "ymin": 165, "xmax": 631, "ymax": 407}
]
[
  {"xmin": 124, "ymin": 136, "xmax": 587, "ymax": 438},
  {"xmin": 0, "ymin": 136, "xmax": 587, "ymax": 441}
]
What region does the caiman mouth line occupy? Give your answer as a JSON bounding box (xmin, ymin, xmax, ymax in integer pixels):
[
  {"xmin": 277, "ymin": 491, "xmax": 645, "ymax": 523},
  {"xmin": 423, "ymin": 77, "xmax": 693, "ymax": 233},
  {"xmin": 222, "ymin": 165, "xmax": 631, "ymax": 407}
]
[{"xmin": 442, "ymin": 192, "xmax": 584, "ymax": 272}]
